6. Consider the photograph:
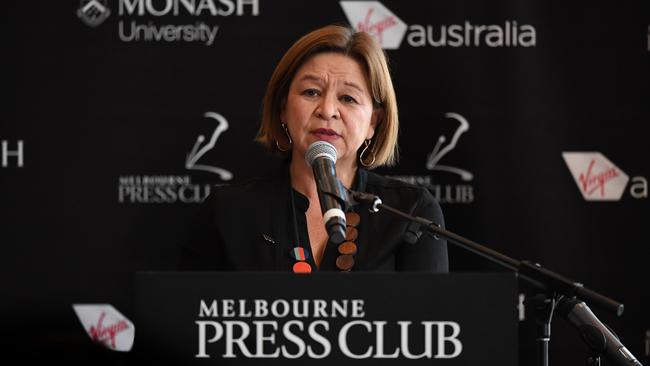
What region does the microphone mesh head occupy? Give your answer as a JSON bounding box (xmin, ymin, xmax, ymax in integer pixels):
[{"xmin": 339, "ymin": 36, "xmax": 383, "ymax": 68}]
[{"xmin": 305, "ymin": 141, "xmax": 337, "ymax": 166}]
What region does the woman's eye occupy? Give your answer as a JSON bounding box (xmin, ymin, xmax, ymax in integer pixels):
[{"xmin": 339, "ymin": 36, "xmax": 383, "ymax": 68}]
[
  {"xmin": 341, "ymin": 95, "xmax": 358, "ymax": 104},
  {"xmin": 302, "ymin": 89, "xmax": 320, "ymax": 97}
]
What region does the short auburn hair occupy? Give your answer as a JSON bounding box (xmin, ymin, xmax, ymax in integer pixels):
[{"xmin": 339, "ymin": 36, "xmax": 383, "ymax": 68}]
[{"xmin": 256, "ymin": 24, "xmax": 399, "ymax": 168}]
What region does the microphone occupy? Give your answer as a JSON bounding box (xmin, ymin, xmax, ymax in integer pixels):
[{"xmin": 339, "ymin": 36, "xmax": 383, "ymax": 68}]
[
  {"xmin": 557, "ymin": 298, "xmax": 643, "ymax": 366},
  {"xmin": 305, "ymin": 141, "xmax": 348, "ymax": 244}
]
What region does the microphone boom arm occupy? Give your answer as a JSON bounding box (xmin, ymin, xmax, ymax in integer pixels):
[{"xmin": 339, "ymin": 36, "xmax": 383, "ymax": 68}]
[
  {"xmin": 348, "ymin": 190, "xmax": 622, "ymax": 314},
  {"xmin": 346, "ymin": 188, "xmax": 642, "ymax": 366}
]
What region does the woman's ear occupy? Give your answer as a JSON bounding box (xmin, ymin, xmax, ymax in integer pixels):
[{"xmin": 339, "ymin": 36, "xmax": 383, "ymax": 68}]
[
  {"xmin": 280, "ymin": 97, "xmax": 287, "ymax": 122},
  {"xmin": 367, "ymin": 107, "xmax": 383, "ymax": 140}
]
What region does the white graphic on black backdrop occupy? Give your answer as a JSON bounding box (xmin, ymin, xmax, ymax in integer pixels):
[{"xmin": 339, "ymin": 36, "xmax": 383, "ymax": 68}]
[
  {"xmin": 117, "ymin": 0, "xmax": 259, "ymax": 15},
  {"xmin": 195, "ymin": 298, "xmax": 463, "ymax": 359},
  {"xmin": 118, "ymin": 111, "xmax": 232, "ymax": 204},
  {"xmin": 185, "ymin": 112, "xmax": 233, "ymax": 181},
  {"xmin": 73, "ymin": 304, "xmax": 134, "ymax": 352},
  {"xmin": 340, "ymin": 1, "xmax": 407, "ymax": 50},
  {"xmin": 79, "ymin": 0, "xmax": 260, "ymax": 46},
  {"xmin": 1, "ymin": 140, "xmax": 24, "ymax": 168},
  {"xmin": 340, "ymin": 1, "xmax": 536, "ymax": 49},
  {"xmin": 389, "ymin": 113, "xmax": 475, "ymax": 204},
  {"xmin": 119, "ymin": 21, "xmax": 219, "ymax": 46},
  {"xmin": 77, "ymin": 0, "xmax": 111, "ymax": 27},
  {"xmin": 425, "ymin": 113, "xmax": 473, "ymax": 182},
  {"xmin": 562, "ymin": 152, "xmax": 647, "ymax": 201},
  {"xmin": 118, "ymin": 175, "xmax": 211, "ymax": 204}
]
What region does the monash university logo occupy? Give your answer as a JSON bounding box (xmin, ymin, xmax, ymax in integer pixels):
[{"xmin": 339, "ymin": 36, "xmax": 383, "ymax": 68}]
[
  {"xmin": 340, "ymin": 1, "xmax": 536, "ymax": 49},
  {"xmin": 78, "ymin": 0, "xmax": 260, "ymax": 45},
  {"xmin": 1, "ymin": 140, "xmax": 24, "ymax": 168},
  {"xmin": 77, "ymin": 0, "xmax": 111, "ymax": 27},
  {"xmin": 562, "ymin": 152, "xmax": 647, "ymax": 201}
]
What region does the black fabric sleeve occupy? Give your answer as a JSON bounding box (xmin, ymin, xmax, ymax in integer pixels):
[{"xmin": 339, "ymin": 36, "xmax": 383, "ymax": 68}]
[{"xmin": 395, "ymin": 188, "xmax": 449, "ymax": 272}]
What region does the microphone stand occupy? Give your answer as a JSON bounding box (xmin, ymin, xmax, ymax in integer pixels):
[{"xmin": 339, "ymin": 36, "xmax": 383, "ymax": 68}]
[{"xmin": 342, "ymin": 189, "xmax": 643, "ymax": 366}]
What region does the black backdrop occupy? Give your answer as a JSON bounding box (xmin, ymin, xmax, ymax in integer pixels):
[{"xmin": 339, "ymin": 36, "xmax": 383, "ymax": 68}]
[{"xmin": 2, "ymin": 1, "xmax": 649, "ymax": 364}]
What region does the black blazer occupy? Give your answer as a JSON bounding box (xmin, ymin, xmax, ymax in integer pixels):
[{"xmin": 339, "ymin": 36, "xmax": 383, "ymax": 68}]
[{"xmin": 180, "ymin": 160, "xmax": 448, "ymax": 272}]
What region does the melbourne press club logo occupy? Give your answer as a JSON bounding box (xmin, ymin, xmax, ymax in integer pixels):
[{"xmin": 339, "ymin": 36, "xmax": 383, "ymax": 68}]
[
  {"xmin": 194, "ymin": 298, "xmax": 463, "ymax": 360},
  {"xmin": 562, "ymin": 152, "xmax": 647, "ymax": 201},
  {"xmin": 118, "ymin": 111, "xmax": 233, "ymax": 204},
  {"xmin": 340, "ymin": 1, "xmax": 536, "ymax": 49},
  {"xmin": 389, "ymin": 113, "xmax": 475, "ymax": 204},
  {"xmin": 76, "ymin": 0, "xmax": 261, "ymax": 46}
]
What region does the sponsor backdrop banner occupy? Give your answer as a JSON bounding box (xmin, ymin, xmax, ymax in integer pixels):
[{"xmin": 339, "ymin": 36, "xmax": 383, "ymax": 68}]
[{"xmin": 2, "ymin": 0, "xmax": 648, "ymax": 364}]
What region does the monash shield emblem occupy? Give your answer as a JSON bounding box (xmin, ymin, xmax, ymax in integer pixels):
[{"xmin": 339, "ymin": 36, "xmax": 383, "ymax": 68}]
[{"xmin": 77, "ymin": 0, "xmax": 111, "ymax": 27}]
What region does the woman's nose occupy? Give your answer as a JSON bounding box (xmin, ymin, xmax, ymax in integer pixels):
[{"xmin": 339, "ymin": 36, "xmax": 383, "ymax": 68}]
[{"xmin": 316, "ymin": 93, "xmax": 340, "ymax": 120}]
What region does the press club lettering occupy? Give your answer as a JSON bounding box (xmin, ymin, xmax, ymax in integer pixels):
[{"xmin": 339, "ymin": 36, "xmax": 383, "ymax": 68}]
[{"xmin": 194, "ymin": 299, "xmax": 463, "ymax": 360}]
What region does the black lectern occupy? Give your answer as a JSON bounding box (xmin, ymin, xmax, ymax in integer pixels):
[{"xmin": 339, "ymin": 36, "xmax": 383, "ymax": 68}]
[{"xmin": 134, "ymin": 272, "xmax": 517, "ymax": 365}]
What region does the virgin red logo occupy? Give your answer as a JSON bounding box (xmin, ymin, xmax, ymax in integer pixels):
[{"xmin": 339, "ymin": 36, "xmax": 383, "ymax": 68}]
[
  {"xmin": 89, "ymin": 311, "xmax": 130, "ymax": 349},
  {"xmin": 578, "ymin": 159, "xmax": 620, "ymax": 197},
  {"xmin": 562, "ymin": 152, "xmax": 630, "ymax": 201},
  {"xmin": 340, "ymin": 1, "xmax": 408, "ymax": 49},
  {"xmin": 356, "ymin": 8, "xmax": 397, "ymax": 44},
  {"xmin": 73, "ymin": 304, "xmax": 135, "ymax": 351}
]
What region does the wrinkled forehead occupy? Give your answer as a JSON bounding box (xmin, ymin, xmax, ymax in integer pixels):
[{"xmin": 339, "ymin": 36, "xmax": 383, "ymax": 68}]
[{"xmin": 291, "ymin": 52, "xmax": 371, "ymax": 92}]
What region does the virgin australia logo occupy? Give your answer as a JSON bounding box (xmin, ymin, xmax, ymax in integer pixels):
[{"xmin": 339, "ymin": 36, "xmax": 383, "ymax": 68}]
[
  {"xmin": 77, "ymin": 0, "xmax": 111, "ymax": 27},
  {"xmin": 560, "ymin": 152, "xmax": 650, "ymax": 201},
  {"xmin": 340, "ymin": 1, "xmax": 407, "ymax": 49},
  {"xmin": 186, "ymin": 111, "xmax": 233, "ymax": 181},
  {"xmin": 562, "ymin": 152, "xmax": 628, "ymax": 201},
  {"xmin": 562, "ymin": 152, "xmax": 648, "ymax": 201},
  {"xmin": 341, "ymin": 1, "xmax": 536, "ymax": 49},
  {"xmin": 73, "ymin": 304, "xmax": 134, "ymax": 352}
]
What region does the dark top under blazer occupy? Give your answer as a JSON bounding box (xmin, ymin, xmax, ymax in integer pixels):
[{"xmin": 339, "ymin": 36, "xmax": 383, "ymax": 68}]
[{"xmin": 180, "ymin": 160, "xmax": 448, "ymax": 272}]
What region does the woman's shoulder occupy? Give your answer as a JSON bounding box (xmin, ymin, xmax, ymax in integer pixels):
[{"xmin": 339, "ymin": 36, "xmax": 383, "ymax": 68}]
[
  {"xmin": 365, "ymin": 170, "xmax": 433, "ymax": 199},
  {"xmin": 363, "ymin": 170, "xmax": 445, "ymax": 229},
  {"xmin": 207, "ymin": 176, "xmax": 277, "ymax": 206},
  {"xmin": 208, "ymin": 158, "xmax": 288, "ymax": 203}
]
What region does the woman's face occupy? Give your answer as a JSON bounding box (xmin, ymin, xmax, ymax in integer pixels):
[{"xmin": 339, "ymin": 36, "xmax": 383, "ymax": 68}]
[{"xmin": 282, "ymin": 52, "xmax": 379, "ymax": 168}]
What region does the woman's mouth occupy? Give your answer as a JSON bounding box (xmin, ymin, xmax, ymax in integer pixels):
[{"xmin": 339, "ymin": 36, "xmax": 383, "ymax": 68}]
[{"xmin": 312, "ymin": 128, "xmax": 341, "ymax": 141}]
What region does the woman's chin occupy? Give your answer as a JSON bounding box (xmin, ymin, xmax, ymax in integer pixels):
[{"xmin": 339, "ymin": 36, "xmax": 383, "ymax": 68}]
[{"xmin": 311, "ymin": 133, "xmax": 341, "ymax": 145}]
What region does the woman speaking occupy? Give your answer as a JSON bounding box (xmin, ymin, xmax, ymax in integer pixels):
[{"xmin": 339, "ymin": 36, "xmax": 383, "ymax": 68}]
[{"xmin": 181, "ymin": 25, "xmax": 448, "ymax": 273}]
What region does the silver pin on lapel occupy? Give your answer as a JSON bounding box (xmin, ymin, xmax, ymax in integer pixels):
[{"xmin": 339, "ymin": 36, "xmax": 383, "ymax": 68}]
[{"xmin": 262, "ymin": 234, "xmax": 276, "ymax": 244}]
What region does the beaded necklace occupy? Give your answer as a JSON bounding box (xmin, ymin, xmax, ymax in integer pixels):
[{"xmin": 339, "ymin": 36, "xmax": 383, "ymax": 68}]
[
  {"xmin": 335, "ymin": 212, "xmax": 360, "ymax": 271},
  {"xmin": 288, "ymin": 185, "xmax": 360, "ymax": 273}
]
